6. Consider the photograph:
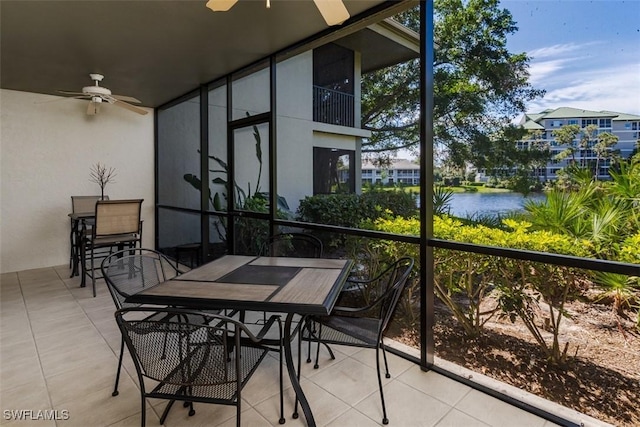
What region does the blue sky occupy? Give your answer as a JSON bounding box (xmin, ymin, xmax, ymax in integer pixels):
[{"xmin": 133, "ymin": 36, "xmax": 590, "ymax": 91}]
[{"xmin": 501, "ymin": 0, "xmax": 640, "ymax": 116}]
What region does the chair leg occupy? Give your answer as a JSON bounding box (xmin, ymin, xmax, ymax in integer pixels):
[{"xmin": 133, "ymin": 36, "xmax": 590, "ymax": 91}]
[
  {"xmin": 293, "ymin": 316, "xmax": 303, "ymax": 419},
  {"xmin": 90, "ymin": 248, "xmax": 97, "ymax": 297},
  {"xmin": 314, "ymin": 323, "xmax": 322, "ymax": 369},
  {"xmin": 375, "ymin": 344, "xmax": 389, "ymax": 425},
  {"xmin": 312, "ymin": 322, "xmax": 335, "ymax": 369},
  {"xmin": 159, "ymin": 399, "xmax": 176, "ymax": 425},
  {"xmin": 278, "ymin": 321, "xmax": 285, "ymax": 425},
  {"xmin": 381, "ymin": 339, "xmax": 391, "ymax": 379},
  {"xmin": 140, "ymin": 396, "xmax": 146, "ymax": 427},
  {"xmin": 80, "ymin": 240, "xmax": 87, "ymax": 288},
  {"xmin": 112, "ymin": 338, "xmax": 125, "ymax": 396}
]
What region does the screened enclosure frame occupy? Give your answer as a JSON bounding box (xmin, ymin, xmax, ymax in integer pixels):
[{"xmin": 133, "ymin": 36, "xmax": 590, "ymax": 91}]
[{"xmin": 154, "ymin": 2, "xmax": 640, "ymax": 425}]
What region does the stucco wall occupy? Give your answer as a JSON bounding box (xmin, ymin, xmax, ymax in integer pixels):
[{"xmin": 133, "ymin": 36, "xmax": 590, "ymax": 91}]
[{"xmin": 0, "ymin": 89, "xmax": 155, "ymax": 273}]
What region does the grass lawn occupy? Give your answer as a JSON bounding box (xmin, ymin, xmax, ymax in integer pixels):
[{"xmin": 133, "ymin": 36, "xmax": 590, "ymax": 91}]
[{"xmin": 380, "ymin": 185, "xmax": 513, "ymax": 194}]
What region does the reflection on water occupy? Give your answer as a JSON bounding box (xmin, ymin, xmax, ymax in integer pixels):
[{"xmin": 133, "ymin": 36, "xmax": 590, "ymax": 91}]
[{"xmin": 447, "ymin": 192, "xmax": 546, "ymax": 218}]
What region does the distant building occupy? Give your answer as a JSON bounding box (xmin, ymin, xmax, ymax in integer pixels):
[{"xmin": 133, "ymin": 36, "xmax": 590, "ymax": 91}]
[
  {"xmin": 475, "ymin": 107, "xmax": 640, "ymax": 182},
  {"xmin": 360, "ymin": 158, "xmax": 420, "ymax": 186}
]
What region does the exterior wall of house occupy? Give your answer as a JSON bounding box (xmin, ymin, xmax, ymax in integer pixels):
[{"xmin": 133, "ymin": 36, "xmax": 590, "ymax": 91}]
[
  {"xmin": 275, "ymin": 51, "xmax": 369, "ymax": 212},
  {"xmin": 0, "ymin": 89, "xmax": 155, "ymax": 273}
]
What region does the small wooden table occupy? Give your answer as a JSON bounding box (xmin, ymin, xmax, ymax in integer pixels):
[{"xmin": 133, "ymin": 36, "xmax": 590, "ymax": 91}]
[{"xmin": 126, "ymin": 254, "xmax": 354, "ymax": 427}]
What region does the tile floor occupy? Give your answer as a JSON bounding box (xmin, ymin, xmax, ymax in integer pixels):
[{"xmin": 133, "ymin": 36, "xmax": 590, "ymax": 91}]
[{"xmin": 0, "ymin": 265, "xmax": 593, "ymax": 427}]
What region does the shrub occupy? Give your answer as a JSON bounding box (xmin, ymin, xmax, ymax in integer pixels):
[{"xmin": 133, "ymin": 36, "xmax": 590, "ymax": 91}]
[
  {"xmin": 296, "ymin": 190, "xmax": 417, "ymax": 248},
  {"xmin": 371, "ymin": 216, "xmax": 591, "ymax": 366}
]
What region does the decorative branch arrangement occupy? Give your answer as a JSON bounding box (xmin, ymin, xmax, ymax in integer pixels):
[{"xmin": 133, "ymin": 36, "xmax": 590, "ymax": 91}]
[{"xmin": 89, "ymin": 163, "xmax": 116, "ymax": 200}]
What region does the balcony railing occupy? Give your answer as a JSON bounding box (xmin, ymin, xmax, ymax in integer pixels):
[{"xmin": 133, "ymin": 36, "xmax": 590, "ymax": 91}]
[{"xmin": 313, "ymin": 85, "xmax": 354, "ymax": 127}]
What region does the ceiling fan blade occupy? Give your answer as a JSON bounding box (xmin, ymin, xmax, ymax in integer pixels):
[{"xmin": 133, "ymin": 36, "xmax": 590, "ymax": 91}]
[
  {"xmin": 206, "ymin": 0, "xmax": 238, "ymax": 12},
  {"xmin": 113, "ymin": 99, "xmax": 148, "ymax": 115},
  {"xmin": 58, "ymin": 90, "xmax": 87, "ymax": 96},
  {"xmin": 35, "ymin": 95, "xmax": 88, "ymax": 104},
  {"xmin": 313, "ymin": 0, "xmax": 350, "ymax": 26},
  {"xmin": 111, "ymin": 94, "xmax": 142, "ymax": 104},
  {"xmin": 87, "ymin": 101, "xmax": 99, "ymax": 115}
]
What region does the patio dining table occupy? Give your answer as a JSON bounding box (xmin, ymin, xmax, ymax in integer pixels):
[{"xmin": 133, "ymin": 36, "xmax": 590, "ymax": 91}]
[
  {"xmin": 68, "ymin": 211, "xmax": 95, "ymax": 277},
  {"xmin": 125, "ymin": 254, "xmax": 354, "ymax": 427}
]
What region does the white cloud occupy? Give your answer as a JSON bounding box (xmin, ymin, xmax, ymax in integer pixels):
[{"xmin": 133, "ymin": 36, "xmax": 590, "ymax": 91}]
[
  {"xmin": 526, "ymin": 64, "xmax": 640, "ymax": 115},
  {"xmin": 528, "ymin": 42, "xmax": 586, "ymax": 59},
  {"xmin": 522, "ymin": 39, "xmax": 640, "ymax": 115}
]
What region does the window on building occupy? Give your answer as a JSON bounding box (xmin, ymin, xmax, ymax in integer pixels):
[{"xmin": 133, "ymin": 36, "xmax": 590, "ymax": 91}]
[
  {"xmin": 582, "ymin": 119, "xmax": 598, "ymax": 127},
  {"xmin": 313, "ymin": 147, "xmax": 355, "ymax": 194},
  {"xmin": 599, "ymin": 118, "xmax": 612, "ymax": 128}
]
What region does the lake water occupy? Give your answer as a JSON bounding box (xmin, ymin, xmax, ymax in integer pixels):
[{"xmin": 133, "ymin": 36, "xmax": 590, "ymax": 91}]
[{"xmin": 446, "ymin": 192, "xmax": 546, "ymax": 218}]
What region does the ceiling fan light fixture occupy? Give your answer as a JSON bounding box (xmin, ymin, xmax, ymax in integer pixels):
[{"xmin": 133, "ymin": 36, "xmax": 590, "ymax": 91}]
[{"xmin": 205, "ymin": 0, "xmax": 238, "ymax": 12}]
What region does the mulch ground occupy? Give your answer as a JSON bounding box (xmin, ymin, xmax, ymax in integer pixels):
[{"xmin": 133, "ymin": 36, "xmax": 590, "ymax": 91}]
[{"xmin": 393, "ymin": 299, "xmax": 640, "ymax": 426}]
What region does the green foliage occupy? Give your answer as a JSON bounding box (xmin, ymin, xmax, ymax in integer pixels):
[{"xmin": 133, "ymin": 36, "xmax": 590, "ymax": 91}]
[
  {"xmin": 296, "ymin": 190, "xmax": 417, "ymax": 248},
  {"xmin": 433, "ymin": 185, "xmax": 454, "ymax": 215},
  {"xmin": 371, "ymin": 215, "xmax": 590, "ymax": 366},
  {"xmin": 361, "ymin": 0, "xmax": 544, "ymax": 166}
]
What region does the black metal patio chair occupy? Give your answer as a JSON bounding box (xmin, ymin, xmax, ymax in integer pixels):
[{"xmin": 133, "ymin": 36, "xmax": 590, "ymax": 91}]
[
  {"xmin": 115, "ymin": 307, "xmax": 284, "ymax": 427},
  {"xmin": 101, "ymin": 248, "xmax": 188, "ymax": 397},
  {"xmin": 299, "ymin": 256, "xmax": 415, "ymax": 425}
]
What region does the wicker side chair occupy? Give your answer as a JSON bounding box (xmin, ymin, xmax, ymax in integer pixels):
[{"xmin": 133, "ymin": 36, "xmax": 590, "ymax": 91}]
[
  {"xmin": 115, "ymin": 307, "xmax": 284, "ymax": 427},
  {"xmin": 299, "ymin": 257, "xmax": 415, "ymax": 425}
]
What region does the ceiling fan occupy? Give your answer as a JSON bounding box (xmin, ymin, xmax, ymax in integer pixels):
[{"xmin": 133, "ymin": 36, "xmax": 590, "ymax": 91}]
[
  {"xmin": 206, "ymin": 0, "xmax": 350, "ymax": 26},
  {"xmin": 57, "ymin": 74, "xmax": 148, "ymax": 116}
]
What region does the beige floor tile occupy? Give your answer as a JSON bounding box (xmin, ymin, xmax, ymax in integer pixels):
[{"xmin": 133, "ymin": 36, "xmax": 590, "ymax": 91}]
[
  {"xmin": 53, "ymin": 378, "xmax": 144, "ymax": 427},
  {"xmin": 30, "ymin": 312, "xmax": 91, "ymax": 339},
  {"xmin": 34, "ymin": 324, "xmax": 106, "ymax": 355},
  {"xmin": 17, "ymin": 269, "xmax": 61, "ymax": 285},
  {"xmin": 397, "ymin": 366, "xmax": 472, "ymax": 407},
  {"xmin": 22, "ymin": 285, "xmax": 70, "ymax": 300},
  {"xmin": 215, "ymin": 407, "xmax": 273, "ymax": 427},
  {"xmin": 27, "ymin": 303, "xmax": 86, "ymax": 323},
  {"xmin": 254, "ymin": 379, "xmax": 350, "ymax": 427},
  {"xmin": 355, "ymin": 380, "xmax": 451, "ymax": 427},
  {"xmin": 434, "ymin": 408, "xmax": 491, "ymax": 427},
  {"xmin": 0, "ymin": 377, "xmax": 51, "ymax": 410},
  {"xmin": 1, "ymin": 415, "xmax": 56, "ymax": 427},
  {"xmin": 0, "ymin": 339, "xmax": 38, "ymax": 366},
  {"xmin": 309, "ymin": 357, "xmax": 380, "ymax": 406},
  {"xmin": 455, "ymin": 389, "xmax": 547, "ymax": 427},
  {"xmin": 160, "ymin": 398, "xmax": 241, "ymax": 427},
  {"xmin": 0, "ymin": 272, "xmax": 20, "ymax": 286},
  {"xmin": 105, "ymin": 408, "xmax": 160, "ymax": 427},
  {"xmin": 39, "ymin": 341, "xmax": 116, "ymax": 379},
  {"xmin": 352, "ymin": 347, "xmax": 415, "ymax": 379},
  {"xmin": 0, "ymin": 354, "xmax": 44, "ymax": 391},
  {"xmin": 241, "ymin": 351, "xmax": 292, "ymax": 406},
  {"xmin": 45, "ymin": 354, "xmax": 127, "ymax": 405},
  {"xmin": 24, "ymin": 295, "xmax": 78, "ymax": 313},
  {"xmin": 324, "ymin": 408, "xmax": 380, "ymax": 427}
]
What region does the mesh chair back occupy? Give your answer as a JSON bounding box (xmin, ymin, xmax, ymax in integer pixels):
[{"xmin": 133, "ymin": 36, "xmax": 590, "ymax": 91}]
[
  {"xmin": 102, "ymin": 249, "xmax": 179, "ymax": 309},
  {"xmin": 115, "ymin": 307, "xmax": 270, "ymax": 400},
  {"xmin": 72, "ymin": 195, "xmax": 109, "ymax": 214},
  {"xmin": 260, "ymin": 233, "xmax": 323, "ymax": 258},
  {"xmin": 357, "ymin": 257, "xmax": 415, "ymax": 333},
  {"xmin": 93, "ymin": 199, "xmax": 143, "ymax": 237}
]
